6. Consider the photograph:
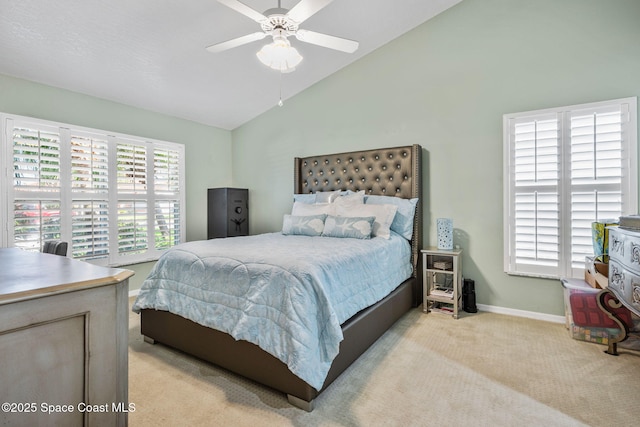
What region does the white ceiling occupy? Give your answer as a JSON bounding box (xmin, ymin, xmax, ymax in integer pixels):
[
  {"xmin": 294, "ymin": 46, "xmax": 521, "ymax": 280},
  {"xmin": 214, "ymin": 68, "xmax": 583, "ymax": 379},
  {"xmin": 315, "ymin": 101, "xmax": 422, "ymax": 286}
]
[{"xmin": 0, "ymin": 0, "xmax": 462, "ymax": 130}]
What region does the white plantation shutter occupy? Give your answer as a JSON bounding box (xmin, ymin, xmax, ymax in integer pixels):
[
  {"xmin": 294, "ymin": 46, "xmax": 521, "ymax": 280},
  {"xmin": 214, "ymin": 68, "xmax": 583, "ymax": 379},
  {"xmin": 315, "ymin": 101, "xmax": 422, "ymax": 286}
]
[
  {"xmin": 11, "ymin": 124, "xmax": 62, "ymax": 251},
  {"xmin": 13, "ymin": 200, "xmax": 61, "ymax": 251},
  {"xmin": 13, "ymin": 125, "xmax": 61, "ymax": 191},
  {"xmin": 71, "ymin": 134, "xmax": 109, "ymax": 191},
  {"xmin": 568, "ymin": 107, "xmax": 624, "ymax": 270},
  {"xmin": 1, "ymin": 114, "xmax": 185, "ymax": 266},
  {"xmin": 154, "ymin": 147, "xmax": 180, "ymax": 193},
  {"xmin": 118, "ymin": 200, "xmax": 148, "ymax": 255},
  {"xmin": 154, "ymin": 146, "xmax": 182, "ymax": 249},
  {"xmin": 117, "ymin": 142, "xmax": 147, "ymax": 193},
  {"xmin": 117, "ymin": 141, "xmax": 150, "ymax": 257},
  {"xmin": 154, "ymin": 200, "xmax": 180, "ymax": 249},
  {"xmin": 71, "ymin": 200, "xmax": 109, "ymax": 260},
  {"xmin": 70, "ymin": 133, "xmax": 110, "ymax": 260},
  {"xmin": 511, "ymin": 115, "xmax": 560, "ymax": 275},
  {"xmin": 504, "ymin": 98, "xmax": 637, "ymax": 279}
]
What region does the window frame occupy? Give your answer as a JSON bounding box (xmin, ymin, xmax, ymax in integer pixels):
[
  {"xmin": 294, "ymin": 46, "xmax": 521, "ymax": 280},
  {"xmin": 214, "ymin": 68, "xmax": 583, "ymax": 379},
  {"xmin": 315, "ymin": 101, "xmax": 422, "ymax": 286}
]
[
  {"xmin": 1, "ymin": 113, "xmax": 186, "ymax": 267},
  {"xmin": 503, "ymin": 97, "xmax": 638, "ymax": 279}
]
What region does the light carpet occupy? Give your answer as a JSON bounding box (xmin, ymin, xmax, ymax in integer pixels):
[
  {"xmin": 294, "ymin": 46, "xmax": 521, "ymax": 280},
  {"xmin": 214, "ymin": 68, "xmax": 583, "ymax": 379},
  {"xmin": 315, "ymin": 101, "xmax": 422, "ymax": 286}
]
[{"xmin": 128, "ymin": 302, "xmax": 640, "ymax": 426}]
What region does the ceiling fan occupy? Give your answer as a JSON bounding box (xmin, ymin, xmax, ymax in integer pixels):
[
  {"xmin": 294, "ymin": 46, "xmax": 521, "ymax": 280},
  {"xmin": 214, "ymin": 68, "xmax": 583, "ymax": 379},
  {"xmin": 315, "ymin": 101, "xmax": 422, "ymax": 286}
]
[{"xmin": 206, "ymin": 0, "xmax": 359, "ymax": 72}]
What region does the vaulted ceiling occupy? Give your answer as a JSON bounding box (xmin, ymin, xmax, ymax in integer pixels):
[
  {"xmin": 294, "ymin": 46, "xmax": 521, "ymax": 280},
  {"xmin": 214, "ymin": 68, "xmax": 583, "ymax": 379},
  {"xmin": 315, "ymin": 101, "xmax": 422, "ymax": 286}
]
[{"xmin": 0, "ymin": 0, "xmax": 462, "ymax": 130}]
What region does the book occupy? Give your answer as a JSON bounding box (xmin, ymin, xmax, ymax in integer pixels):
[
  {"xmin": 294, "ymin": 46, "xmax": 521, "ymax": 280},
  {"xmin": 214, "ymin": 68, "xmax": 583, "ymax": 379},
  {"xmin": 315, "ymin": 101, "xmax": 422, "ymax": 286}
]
[
  {"xmin": 429, "ymin": 302, "xmax": 454, "ymax": 315},
  {"xmin": 433, "ymin": 261, "xmax": 452, "ymax": 270},
  {"xmin": 430, "ymin": 288, "xmax": 453, "ymax": 299}
]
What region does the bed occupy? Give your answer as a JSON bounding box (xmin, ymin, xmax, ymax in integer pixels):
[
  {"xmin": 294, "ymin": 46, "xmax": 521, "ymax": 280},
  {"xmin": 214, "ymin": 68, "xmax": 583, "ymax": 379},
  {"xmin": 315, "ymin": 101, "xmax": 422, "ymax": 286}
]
[{"xmin": 133, "ymin": 144, "xmax": 422, "ymax": 411}]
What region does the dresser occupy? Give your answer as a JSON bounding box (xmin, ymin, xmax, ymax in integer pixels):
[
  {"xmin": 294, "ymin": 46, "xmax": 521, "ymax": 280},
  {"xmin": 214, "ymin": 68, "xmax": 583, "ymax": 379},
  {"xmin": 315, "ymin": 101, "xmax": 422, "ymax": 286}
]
[
  {"xmin": 0, "ymin": 249, "xmax": 133, "ymax": 426},
  {"xmin": 598, "ymin": 227, "xmax": 640, "ymax": 354}
]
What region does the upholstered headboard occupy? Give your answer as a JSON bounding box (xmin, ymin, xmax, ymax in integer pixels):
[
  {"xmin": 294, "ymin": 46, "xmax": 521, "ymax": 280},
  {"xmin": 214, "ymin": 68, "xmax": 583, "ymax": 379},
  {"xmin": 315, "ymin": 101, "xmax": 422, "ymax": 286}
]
[{"xmin": 294, "ymin": 144, "xmax": 423, "ymax": 305}]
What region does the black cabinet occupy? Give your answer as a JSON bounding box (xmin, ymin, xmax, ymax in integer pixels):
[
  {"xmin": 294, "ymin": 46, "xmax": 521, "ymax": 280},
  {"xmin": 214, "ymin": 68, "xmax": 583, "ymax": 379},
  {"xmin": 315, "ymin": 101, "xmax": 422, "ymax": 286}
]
[{"xmin": 207, "ymin": 188, "xmax": 249, "ymax": 239}]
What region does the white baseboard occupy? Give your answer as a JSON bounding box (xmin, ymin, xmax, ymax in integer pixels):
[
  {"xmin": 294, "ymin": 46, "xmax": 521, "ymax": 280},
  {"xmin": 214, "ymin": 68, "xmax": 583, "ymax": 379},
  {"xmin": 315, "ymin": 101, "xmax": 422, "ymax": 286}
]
[
  {"xmin": 128, "ymin": 288, "xmax": 141, "ymax": 298},
  {"xmin": 476, "ymin": 303, "xmax": 565, "ymax": 324}
]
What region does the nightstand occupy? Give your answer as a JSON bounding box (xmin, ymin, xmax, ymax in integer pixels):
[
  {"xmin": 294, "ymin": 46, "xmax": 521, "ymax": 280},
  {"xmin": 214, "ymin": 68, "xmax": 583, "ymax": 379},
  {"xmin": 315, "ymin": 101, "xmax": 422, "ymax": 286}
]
[{"xmin": 422, "ymin": 247, "xmax": 463, "ymax": 319}]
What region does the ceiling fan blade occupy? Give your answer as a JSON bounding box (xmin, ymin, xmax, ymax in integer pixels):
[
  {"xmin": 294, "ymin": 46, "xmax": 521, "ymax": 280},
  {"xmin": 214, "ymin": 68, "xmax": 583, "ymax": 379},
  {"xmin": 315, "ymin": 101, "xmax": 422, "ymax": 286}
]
[
  {"xmin": 217, "ymin": 0, "xmax": 267, "ymax": 23},
  {"xmin": 206, "ymin": 32, "xmax": 267, "ymax": 53},
  {"xmin": 287, "ymin": 0, "xmax": 335, "ymax": 24},
  {"xmin": 295, "ymin": 29, "xmax": 359, "ymax": 53}
]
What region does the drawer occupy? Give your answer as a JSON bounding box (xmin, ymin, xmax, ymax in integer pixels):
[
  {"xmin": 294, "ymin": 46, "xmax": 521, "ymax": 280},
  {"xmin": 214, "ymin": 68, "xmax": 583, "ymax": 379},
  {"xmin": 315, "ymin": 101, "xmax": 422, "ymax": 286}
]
[
  {"xmin": 608, "ymin": 259, "xmax": 640, "ymax": 313},
  {"xmin": 609, "ymin": 228, "xmax": 640, "ymax": 274}
]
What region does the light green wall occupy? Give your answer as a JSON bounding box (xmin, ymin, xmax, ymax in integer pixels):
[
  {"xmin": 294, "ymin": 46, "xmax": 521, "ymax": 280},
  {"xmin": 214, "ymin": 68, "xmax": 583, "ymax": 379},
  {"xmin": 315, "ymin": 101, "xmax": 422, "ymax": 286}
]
[
  {"xmin": 0, "ymin": 74, "xmax": 233, "ymax": 289},
  {"xmin": 231, "ymin": 0, "xmax": 640, "ymax": 316}
]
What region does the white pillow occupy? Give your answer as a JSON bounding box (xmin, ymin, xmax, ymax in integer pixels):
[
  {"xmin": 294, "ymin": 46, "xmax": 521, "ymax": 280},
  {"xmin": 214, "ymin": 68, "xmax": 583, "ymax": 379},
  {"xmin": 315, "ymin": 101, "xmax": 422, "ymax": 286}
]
[
  {"xmin": 292, "ymin": 201, "xmax": 335, "ymax": 216},
  {"xmin": 335, "ymin": 203, "xmax": 398, "ymax": 239},
  {"xmin": 364, "ymin": 195, "xmax": 418, "ymax": 240},
  {"xmin": 315, "ymin": 190, "xmax": 342, "ymax": 203},
  {"xmin": 334, "ymin": 191, "xmax": 365, "ymax": 208}
]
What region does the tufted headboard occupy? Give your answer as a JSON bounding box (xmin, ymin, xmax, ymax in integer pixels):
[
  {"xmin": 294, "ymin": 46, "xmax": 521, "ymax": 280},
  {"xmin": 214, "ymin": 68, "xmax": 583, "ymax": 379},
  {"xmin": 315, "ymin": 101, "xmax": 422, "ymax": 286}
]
[{"xmin": 294, "ymin": 144, "xmax": 422, "ymax": 306}]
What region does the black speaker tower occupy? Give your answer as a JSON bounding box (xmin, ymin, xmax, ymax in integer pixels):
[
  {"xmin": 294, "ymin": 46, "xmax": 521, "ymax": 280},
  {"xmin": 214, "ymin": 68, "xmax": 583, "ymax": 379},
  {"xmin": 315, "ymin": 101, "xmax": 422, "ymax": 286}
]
[
  {"xmin": 207, "ymin": 188, "xmax": 249, "ymax": 239},
  {"xmin": 462, "ymin": 278, "xmax": 478, "ymax": 313}
]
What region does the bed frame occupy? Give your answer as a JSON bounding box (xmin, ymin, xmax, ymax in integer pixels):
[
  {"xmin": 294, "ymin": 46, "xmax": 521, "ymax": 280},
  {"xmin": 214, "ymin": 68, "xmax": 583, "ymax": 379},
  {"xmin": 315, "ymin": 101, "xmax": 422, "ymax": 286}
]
[{"xmin": 139, "ymin": 144, "xmax": 422, "ymax": 411}]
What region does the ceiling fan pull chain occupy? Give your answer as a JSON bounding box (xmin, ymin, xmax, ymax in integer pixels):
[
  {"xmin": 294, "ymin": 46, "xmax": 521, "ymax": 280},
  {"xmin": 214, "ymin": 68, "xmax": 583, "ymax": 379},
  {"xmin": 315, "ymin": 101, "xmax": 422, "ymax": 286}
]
[{"xmin": 278, "ymin": 72, "xmax": 284, "ymax": 107}]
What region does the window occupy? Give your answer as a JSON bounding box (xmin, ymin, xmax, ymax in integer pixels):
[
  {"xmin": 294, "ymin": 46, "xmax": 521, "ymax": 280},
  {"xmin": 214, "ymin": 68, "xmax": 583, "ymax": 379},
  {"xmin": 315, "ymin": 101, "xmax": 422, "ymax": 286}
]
[
  {"xmin": 503, "ymin": 97, "xmax": 637, "ymax": 279},
  {"xmin": 1, "ymin": 114, "xmax": 185, "ymax": 266}
]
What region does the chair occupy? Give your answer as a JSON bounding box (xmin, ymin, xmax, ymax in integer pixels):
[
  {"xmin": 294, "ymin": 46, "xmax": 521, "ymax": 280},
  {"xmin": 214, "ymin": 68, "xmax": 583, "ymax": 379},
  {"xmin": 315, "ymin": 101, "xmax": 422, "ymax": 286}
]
[{"xmin": 42, "ymin": 240, "xmax": 68, "ymax": 256}]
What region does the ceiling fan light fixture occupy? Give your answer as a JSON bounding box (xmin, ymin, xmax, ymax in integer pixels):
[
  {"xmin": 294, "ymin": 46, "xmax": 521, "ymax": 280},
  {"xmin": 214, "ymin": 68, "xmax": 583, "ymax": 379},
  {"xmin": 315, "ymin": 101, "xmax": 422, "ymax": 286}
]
[{"xmin": 256, "ymin": 35, "xmax": 303, "ymax": 73}]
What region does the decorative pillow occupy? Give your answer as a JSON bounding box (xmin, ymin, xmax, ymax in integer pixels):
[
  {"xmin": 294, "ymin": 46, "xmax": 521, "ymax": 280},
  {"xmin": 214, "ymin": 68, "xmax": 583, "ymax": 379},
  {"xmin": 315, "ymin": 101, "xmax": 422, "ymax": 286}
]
[
  {"xmin": 364, "ymin": 196, "xmax": 419, "ymax": 240},
  {"xmin": 322, "ymin": 215, "xmax": 375, "ymax": 239},
  {"xmin": 291, "ymin": 201, "xmax": 335, "ymax": 216},
  {"xmin": 282, "ymin": 214, "xmax": 327, "ymax": 236},
  {"xmin": 293, "ymin": 193, "xmax": 317, "ymax": 204},
  {"xmin": 314, "ymin": 190, "xmax": 342, "ymax": 203},
  {"xmin": 335, "ymin": 203, "xmax": 398, "ymax": 239}
]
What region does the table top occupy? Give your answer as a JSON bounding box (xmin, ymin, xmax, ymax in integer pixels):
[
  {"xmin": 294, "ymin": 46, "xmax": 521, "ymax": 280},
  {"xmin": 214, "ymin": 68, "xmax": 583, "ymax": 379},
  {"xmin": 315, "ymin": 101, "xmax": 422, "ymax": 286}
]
[
  {"xmin": 0, "ymin": 248, "xmax": 134, "ymax": 305},
  {"xmin": 421, "ymin": 246, "xmax": 463, "ymax": 255}
]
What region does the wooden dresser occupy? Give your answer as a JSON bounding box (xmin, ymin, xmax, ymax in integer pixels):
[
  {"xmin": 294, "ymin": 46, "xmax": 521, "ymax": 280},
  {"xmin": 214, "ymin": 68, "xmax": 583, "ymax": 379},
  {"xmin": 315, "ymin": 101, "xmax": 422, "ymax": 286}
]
[
  {"xmin": 598, "ymin": 227, "xmax": 640, "ymax": 354},
  {"xmin": 0, "ymin": 248, "xmax": 133, "ymax": 426}
]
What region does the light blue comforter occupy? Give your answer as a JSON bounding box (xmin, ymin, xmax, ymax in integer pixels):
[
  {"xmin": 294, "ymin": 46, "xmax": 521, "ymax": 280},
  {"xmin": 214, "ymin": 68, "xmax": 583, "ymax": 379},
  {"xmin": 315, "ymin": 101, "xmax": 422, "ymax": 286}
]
[{"xmin": 132, "ymin": 232, "xmax": 411, "ymax": 390}]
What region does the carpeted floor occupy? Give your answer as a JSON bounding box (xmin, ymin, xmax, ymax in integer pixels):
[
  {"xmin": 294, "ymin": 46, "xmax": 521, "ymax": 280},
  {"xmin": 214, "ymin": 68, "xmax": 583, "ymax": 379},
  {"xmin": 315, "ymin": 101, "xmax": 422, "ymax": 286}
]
[{"xmin": 128, "ymin": 302, "xmax": 640, "ymax": 426}]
